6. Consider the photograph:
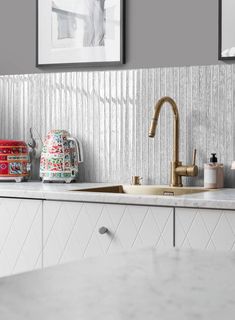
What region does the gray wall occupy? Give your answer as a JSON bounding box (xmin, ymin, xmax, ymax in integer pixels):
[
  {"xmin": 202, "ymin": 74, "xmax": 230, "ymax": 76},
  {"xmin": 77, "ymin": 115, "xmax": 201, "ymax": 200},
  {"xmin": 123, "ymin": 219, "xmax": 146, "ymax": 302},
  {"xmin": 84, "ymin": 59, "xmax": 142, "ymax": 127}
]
[{"xmin": 0, "ymin": 0, "xmax": 221, "ymax": 75}]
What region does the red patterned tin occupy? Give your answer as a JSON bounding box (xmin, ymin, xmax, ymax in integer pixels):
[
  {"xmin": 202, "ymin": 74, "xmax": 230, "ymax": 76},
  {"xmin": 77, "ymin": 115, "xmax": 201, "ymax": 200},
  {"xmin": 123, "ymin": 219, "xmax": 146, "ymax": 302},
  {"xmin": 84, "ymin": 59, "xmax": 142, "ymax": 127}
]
[{"xmin": 0, "ymin": 140, "xmax": 30, "ymax": 182}]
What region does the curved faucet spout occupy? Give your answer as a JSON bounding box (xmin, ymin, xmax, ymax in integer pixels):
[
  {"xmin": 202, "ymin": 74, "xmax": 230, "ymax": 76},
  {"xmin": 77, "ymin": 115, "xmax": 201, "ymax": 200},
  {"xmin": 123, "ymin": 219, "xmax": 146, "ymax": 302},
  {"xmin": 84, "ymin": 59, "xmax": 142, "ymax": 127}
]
[
  {"xmin": 148, "ymin": 96, "xmax": 179, "ymax": 163},
  {"xmin": 148, "ymin": 96, "xmax": 198, "ymax": 187}
]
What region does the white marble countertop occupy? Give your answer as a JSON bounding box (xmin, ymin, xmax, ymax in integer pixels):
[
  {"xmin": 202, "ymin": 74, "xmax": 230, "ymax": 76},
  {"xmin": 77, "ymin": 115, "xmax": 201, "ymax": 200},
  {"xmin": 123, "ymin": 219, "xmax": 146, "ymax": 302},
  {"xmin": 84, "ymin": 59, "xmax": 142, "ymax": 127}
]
[
  {"xmin": 0, "ymin": 182, "xmax": 235, "ymax": 209},
  {"xmin": 1, "ymin": 248, "xmax": 235, "ymax": 320}
]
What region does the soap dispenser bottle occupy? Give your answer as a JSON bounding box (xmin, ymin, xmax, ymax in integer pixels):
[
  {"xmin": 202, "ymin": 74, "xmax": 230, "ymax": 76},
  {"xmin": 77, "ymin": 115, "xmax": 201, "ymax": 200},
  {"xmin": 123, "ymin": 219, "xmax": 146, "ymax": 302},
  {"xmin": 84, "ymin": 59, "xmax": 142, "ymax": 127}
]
[{"xmin": 204, "ymin": 153, "xmax": 224, "ymax": 189}]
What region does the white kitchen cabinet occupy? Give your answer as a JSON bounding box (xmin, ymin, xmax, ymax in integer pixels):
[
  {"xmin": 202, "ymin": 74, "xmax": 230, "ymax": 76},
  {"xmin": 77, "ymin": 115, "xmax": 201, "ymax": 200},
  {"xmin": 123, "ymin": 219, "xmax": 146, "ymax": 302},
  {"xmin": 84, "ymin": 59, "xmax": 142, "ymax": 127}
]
[
  {"xmin": 2, "ymin": 194, "xmax": 235, "ymax": 276},
  {"xmin": 0, "ymin": 198, "xmax": 42, "ymax": 277},
  {"xmin": 43, "ymin": 201, "xmax": 173, "ymax": 267},
  {"xmin": 175, "ymin": 208, "xmax": 235, "ymax": 250}
]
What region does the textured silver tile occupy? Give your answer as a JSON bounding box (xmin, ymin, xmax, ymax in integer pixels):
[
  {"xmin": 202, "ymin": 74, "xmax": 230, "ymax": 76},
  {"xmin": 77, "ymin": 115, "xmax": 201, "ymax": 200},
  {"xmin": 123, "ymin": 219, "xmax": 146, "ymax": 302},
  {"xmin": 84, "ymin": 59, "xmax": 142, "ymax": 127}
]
[{"xmin": 0, "ymin": 65, "xmax": 235, "ymax": 186}]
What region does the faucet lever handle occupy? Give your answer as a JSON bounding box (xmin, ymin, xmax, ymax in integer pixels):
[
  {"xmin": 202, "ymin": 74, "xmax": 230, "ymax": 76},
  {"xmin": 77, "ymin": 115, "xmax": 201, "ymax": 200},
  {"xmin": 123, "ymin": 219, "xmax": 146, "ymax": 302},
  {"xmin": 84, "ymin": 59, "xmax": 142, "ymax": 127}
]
[{"xmin": 192, "ymin": 149, "xmax": 197, "ymax": 166}]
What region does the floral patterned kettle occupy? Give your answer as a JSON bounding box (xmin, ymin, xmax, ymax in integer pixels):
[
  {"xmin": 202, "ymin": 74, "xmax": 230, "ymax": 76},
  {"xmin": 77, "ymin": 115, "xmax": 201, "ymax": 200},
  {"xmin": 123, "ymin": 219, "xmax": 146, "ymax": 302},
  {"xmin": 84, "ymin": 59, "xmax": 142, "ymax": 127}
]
[{"xmin": 40, "ymin": 130, "xmax": 83, "ymax": 183}]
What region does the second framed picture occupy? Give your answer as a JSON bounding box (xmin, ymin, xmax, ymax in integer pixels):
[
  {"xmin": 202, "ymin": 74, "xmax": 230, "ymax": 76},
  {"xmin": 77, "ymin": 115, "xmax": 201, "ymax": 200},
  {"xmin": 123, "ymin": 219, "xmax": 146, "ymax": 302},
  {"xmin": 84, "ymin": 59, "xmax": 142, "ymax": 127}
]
[
  {"xmin": 219, "ymin": 0, "xmax": 235, "ymax": 60},
  {"xmin": 37, "ymin": 0, "xmax": 124, "ymax": 67}
]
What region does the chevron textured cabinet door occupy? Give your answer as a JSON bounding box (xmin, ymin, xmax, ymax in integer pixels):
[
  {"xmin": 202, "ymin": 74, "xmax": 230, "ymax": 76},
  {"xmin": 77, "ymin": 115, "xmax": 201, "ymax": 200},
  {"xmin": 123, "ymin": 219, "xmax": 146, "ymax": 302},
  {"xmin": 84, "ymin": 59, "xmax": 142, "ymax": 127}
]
[
  {"xmin": 175, "ymin": 208, "xmax": 235, "ymax": 250},
  {"xmin": 0, "ymin": 198, "xmax": 43, "ymax": 277},
  {"xmin": 43, "ymin": 201, "xmax": 173, "ymax": 267}
]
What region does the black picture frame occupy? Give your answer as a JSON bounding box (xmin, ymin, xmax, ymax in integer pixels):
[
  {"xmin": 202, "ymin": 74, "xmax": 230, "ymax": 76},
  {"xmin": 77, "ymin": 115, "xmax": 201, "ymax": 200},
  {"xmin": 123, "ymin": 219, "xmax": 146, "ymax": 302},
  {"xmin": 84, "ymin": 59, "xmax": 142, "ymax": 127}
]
[
  {"xmin": 36, "ymin": 0, "xmax": 125, "ymax": 67},
  {"xmin": 218, "ymin": 0, "xmax": 235, "ymax": 60}
]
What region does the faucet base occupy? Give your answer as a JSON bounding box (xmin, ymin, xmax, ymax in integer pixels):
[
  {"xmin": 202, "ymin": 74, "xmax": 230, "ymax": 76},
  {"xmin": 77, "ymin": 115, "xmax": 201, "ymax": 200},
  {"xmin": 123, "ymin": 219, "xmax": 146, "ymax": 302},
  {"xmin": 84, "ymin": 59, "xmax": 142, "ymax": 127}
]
[
  {"xmin": 170, "ymin": 161, "xmax": 183, "ymax": 187},
  {"xmin": 170, "ymin": 183, "xmax": 183, "ymax": 188},
  {"xmin": 170, "ymin": 160, "xmax": 199, "ymax": 187}
]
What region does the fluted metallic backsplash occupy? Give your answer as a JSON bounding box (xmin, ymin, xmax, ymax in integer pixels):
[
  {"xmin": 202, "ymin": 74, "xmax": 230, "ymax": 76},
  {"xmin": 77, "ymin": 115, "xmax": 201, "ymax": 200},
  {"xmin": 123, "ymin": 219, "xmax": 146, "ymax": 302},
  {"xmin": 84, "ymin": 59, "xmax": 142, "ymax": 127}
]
[{"xmin": 0, "ymin": 65, "xmax": 235, "ymax": 186}]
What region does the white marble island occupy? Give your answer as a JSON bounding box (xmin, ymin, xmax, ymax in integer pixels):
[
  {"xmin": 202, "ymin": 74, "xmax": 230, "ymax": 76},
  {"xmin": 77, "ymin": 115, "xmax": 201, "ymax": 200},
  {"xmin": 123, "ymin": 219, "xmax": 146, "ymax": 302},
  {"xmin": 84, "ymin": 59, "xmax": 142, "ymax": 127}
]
[{"xmin": 0, "ymin": 248, "xmax": 235, "ymax": 320}]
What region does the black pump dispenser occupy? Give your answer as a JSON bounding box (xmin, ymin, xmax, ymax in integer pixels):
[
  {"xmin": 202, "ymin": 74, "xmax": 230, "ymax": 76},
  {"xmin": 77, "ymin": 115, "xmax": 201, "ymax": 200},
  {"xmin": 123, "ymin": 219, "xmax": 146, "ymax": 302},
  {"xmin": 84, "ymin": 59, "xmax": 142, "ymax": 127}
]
[{"xmin": 210, "ymin": 153, "xmax": 217, "ymax": 163}]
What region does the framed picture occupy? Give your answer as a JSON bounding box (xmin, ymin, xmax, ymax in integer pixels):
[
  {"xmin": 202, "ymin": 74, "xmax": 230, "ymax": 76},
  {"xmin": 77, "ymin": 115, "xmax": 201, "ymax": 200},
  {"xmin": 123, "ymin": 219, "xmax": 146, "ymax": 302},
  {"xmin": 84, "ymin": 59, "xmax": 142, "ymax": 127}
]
[
  {"xmin": 218, "ymin": 0, "xmax": 235, "ymax": 60},
  {"xmin": 37, "ymin": 0, "xmax": 124, "ymax": 67}
]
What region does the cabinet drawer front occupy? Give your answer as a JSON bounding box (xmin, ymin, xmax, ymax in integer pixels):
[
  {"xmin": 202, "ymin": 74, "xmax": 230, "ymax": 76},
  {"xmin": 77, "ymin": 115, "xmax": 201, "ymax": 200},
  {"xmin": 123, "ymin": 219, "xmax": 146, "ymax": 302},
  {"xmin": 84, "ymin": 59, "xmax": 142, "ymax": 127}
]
[
  {"xmin": 175, "ymin": 208, "xmax": 235, "ymax": 251},
  {"xmin": 43, "ymin": 201, "xmax": 173, "ymax": 267},
  {"xmin": 87, "ymin": 205, "xmax": 173, "ymax": 256},
  {"xmin": 0, "ymin": 198, "xmax": 42, "ymax": 277}
]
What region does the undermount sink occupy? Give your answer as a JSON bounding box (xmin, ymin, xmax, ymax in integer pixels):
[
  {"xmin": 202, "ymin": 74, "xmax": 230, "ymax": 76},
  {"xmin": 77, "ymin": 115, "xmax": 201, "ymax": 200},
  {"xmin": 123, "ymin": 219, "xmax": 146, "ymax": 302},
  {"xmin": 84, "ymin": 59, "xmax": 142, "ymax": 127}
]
[{"xmin": 72, "ymin": 185, "xmax": 213, "ymax": 196}]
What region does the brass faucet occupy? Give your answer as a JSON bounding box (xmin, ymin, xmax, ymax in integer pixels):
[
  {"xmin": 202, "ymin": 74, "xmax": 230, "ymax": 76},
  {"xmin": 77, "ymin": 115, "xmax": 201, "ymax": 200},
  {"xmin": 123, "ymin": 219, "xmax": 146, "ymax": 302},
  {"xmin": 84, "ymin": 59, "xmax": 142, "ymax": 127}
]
[{"xmin": 149, "ymin": 96, "xmax": 198, "ymax": 187}]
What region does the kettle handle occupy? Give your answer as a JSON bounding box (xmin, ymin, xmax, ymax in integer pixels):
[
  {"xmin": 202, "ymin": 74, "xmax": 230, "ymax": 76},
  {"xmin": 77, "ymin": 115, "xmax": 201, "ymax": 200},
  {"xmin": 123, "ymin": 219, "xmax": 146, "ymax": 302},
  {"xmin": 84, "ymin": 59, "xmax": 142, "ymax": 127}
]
[{"xmin": 68, "ymin": 137, "xmax": 83, "ymax": 163}]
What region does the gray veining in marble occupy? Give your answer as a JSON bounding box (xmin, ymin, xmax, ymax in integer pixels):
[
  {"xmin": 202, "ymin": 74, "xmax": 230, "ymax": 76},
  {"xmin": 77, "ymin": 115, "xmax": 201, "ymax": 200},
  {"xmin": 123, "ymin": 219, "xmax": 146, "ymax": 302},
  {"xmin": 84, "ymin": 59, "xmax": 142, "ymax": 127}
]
[
  {"xmin": 1, "ymin": 248, "xmax": 235, "ymax": 320},
  {"xmin": 0, "ymin": 65, "xmax": 235, "ymax": 186}
]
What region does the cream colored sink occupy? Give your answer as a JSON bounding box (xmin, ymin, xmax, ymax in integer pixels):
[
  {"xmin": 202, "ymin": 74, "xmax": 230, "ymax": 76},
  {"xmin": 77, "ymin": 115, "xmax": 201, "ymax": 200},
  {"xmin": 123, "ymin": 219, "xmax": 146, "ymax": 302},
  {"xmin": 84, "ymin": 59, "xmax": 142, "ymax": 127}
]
[{"xmin": 73, "ymin": 185, "xmax": 213, "ymax": 196}]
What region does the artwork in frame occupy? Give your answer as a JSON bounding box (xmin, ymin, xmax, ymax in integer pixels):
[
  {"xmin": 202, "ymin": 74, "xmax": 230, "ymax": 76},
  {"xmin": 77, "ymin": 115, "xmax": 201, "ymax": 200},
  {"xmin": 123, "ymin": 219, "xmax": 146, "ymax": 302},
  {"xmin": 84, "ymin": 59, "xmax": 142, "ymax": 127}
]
[
  {"xmin": 219, "ymin": 0, "xmax": 235, "ymax": 60},
  {"xmin": 37, "ymin": 0, "xmax": 124, "ymax": 67}
]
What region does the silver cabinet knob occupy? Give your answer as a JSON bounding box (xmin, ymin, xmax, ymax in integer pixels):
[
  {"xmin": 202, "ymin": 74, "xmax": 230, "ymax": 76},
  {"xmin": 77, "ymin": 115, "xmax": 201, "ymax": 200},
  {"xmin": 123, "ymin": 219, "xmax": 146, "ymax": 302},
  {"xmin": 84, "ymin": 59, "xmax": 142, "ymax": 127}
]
[{"xmin": 99, "ymin": 227, "xmax": 109, "ymax": 234}]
